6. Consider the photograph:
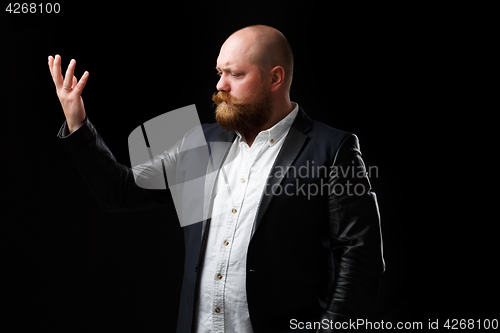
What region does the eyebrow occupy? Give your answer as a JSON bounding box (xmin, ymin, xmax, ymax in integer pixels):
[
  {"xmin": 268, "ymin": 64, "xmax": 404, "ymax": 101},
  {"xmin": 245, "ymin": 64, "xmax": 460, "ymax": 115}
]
[{"xmin": 215, "ymin": 66, "xmax": 235, "ymax": 72}]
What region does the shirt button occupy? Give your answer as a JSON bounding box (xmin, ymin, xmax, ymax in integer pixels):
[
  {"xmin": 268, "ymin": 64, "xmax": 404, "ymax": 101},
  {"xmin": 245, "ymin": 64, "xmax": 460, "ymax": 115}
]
[
  {"xmin": 241, "ymin": 178, "xmax": 246, "ymax": 183},
  {"xmin": 215, "ymin": 308, "xmax": 221, "ymax": 313},
  {"xmin": 223, "ymin": 241, "xmax": 229, "ymax": 246},
  {"xmin": 232, "ymin": 208, "xmax": 237, "ymax": 214},
  {"xmin": 217, "ymin": 274, "xmax": 222, "ymax": 280},
  {"xmin": 270, "ymin": 139, "xmax": 274, "ymax": 144}
]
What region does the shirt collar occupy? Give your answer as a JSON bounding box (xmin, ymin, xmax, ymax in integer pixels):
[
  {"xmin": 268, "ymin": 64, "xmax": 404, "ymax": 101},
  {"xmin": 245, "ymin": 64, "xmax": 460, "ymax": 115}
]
[{"xmin": 236, "ymin": 102, "xmax": 300, "ymax": 147}]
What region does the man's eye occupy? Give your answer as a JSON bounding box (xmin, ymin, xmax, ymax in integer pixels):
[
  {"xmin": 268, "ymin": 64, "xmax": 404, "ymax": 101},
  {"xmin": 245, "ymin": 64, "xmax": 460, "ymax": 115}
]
[{"xmin": 216, "ymin": 72, "xmax": 241, "ymax": 77}]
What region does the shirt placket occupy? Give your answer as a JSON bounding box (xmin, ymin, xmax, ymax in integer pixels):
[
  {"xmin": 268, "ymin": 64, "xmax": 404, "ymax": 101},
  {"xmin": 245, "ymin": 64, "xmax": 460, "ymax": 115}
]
[
  {"xmin": 211, "ymin": 139, "xmax": 265, "ymax": 332},
  {"xmin": 211, "ymin": 171, "xmax": 236, "ymax": 332}
]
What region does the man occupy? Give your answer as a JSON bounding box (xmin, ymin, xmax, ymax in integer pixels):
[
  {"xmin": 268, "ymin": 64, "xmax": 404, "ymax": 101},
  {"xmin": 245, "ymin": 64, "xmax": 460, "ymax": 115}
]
[{"xmin": 49, "ymin": 25, "xmax": 385, "ymax": 333}]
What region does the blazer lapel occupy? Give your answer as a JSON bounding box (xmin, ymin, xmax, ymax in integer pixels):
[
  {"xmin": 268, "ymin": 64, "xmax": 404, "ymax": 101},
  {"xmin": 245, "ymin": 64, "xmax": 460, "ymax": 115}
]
[
  {"xmin": 201, "ymin": 130, "xmax": 236, "ymax": 238},
  {"xmin": 195, "ymin": 129, "xmax": 236, "ymax": 279},
  {"xmin": 251, "ymin": 107, "xmax": 312, "ymax": 237}
]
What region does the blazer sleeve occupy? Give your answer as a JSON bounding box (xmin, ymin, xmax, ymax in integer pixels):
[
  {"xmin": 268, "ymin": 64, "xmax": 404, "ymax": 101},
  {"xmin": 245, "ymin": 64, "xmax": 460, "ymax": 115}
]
[
  {"xmin": 57, "ymin": 117, "xmax": 170, "ymax": 212},
  {"xmin": 319, "ymin": 133, "xmax": 385, "ymax": 331}
]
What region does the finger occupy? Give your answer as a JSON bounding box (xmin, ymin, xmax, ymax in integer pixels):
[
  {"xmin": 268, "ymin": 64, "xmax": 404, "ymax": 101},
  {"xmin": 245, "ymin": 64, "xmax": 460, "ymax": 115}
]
[
  {"xmin": 52, "ymin": 54, "xmax": 63, "ymax": 88},
  {"xmin": 73, "ymin": 71, "xmax": 89, "ymax": 95},
  {"xmin": 72, "ymin": 75, "xmax": 78, "ymax": 89},
  {"xmin": 48, "ymin": 56, "xmax": 54, "ymax": 76},
  {"xmin": 63, "ymin": 59, "xmax": 76, "ymax": 90}
]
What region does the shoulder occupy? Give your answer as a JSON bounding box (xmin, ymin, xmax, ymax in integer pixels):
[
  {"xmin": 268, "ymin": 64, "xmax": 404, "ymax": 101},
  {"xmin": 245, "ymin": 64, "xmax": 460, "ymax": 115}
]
[
  {"xmin": 294, "ymin": 106, "xmax": 353, "ymax": 155},
  {"xmin": 309, "ymin": 118, "xmax": 352, "ymax": 143}
]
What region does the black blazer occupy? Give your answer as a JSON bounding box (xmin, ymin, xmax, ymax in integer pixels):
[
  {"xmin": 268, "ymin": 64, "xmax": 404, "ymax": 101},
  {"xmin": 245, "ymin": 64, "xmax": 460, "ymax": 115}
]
[{"xmin": 58, "ymin": 106, "xmax": 385, "ymax": 333}]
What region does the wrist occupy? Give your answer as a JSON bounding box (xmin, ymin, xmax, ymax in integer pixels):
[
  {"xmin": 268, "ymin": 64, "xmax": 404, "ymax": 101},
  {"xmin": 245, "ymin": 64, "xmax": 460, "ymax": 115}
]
[{"xmin": 67, "ymin": 119, "xmax": 85, "ymax": 133}]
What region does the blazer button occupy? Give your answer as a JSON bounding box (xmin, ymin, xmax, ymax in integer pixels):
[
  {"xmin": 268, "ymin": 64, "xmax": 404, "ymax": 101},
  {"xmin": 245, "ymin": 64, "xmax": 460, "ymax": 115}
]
[
  {"xmin": 217, "ymin": 274, "xmax": 222, "ymax": 280},
  {"xmin": 215, "ymin": 308, "xmax": 221, "ymax": 313},
  {"xmin": 232, "ymin": 208, "xmax": 237, "ymax": 214}
]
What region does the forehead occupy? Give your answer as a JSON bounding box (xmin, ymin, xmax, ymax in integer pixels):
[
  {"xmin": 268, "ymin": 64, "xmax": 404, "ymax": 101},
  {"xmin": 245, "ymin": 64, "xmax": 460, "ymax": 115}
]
[{"xmin": 216, "ymin": 33, "xmax": 259, "ymax": 70}]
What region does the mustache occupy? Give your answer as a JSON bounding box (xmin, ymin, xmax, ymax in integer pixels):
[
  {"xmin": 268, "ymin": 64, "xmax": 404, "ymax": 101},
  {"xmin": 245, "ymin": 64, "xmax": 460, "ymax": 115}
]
[{"xmin": 212, "ymin": 91, "xmax": 241, "ymax": 106}]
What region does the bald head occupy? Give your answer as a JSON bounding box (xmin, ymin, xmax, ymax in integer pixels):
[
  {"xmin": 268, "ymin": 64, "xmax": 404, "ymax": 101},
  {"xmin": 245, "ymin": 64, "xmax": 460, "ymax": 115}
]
[{"xmin": 226, "ymin": 25, "xmax": 294, "ymax": 90}]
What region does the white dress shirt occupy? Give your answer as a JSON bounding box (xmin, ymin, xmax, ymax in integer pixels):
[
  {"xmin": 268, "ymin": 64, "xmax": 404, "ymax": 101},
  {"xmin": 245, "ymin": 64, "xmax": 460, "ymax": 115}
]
[{"xmin": 194, "ymin": 103, "xmax": 299, "ymax": 333}]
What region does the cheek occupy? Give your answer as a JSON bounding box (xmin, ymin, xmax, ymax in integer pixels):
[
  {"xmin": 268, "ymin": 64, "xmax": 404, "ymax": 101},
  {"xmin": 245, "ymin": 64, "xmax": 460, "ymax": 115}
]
[
  {"xmin": 229, "ymin": 87, "xmax": 246, "ymax": 101},
  {"xmin": 231, "ymin": 80, "xmax": 248, "ymax": 95},
  {"xmin": 234, "ymin": 80, "xmax": 262, "ymax": 100}
]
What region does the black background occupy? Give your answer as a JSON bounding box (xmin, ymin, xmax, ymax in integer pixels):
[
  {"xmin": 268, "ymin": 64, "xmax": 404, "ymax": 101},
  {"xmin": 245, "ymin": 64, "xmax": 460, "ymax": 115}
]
[{"xmin": 1, "ymin": 2, "xmax": 496, "ymax": 332}]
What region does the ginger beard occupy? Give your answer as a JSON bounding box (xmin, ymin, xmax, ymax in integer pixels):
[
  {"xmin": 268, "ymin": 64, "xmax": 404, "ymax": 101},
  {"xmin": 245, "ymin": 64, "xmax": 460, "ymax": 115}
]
[{"xmin": 212, "ymin": 84, "xmax": 273, "ymax": 135}]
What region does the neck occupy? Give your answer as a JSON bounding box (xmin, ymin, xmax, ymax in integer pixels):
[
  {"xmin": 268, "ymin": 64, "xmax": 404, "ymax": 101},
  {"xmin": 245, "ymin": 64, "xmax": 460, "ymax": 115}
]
[{"xmin": 242, "ymin": 97, "xmax": 294, "ymax": 147}]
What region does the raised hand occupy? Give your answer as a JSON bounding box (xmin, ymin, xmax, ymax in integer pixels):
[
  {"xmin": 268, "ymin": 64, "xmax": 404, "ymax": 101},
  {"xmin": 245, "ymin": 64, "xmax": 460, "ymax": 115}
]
[{"xmin": 48, "ymin": 55, "xmax": 89, "ymax": 133}]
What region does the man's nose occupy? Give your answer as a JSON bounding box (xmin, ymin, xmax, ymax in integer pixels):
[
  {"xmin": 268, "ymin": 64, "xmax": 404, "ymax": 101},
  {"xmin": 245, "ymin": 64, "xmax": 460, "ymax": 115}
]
[{"xmin": 216, "ymin": 75, "xmax": 230, "ymax": 92}]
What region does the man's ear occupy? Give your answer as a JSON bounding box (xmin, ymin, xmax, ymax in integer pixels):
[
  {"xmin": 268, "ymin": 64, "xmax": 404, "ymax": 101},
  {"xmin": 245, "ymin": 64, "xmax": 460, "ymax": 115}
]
[{"xmin": 270, "ymin": 66, "xmax": 285, "ymax": 92}]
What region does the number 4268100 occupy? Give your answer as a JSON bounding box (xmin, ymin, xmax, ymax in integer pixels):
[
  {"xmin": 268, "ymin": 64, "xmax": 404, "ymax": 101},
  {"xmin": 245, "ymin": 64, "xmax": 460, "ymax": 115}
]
[{"xmin": 6, "ymin": 3, "xmax": 60, "ymax": 14}]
